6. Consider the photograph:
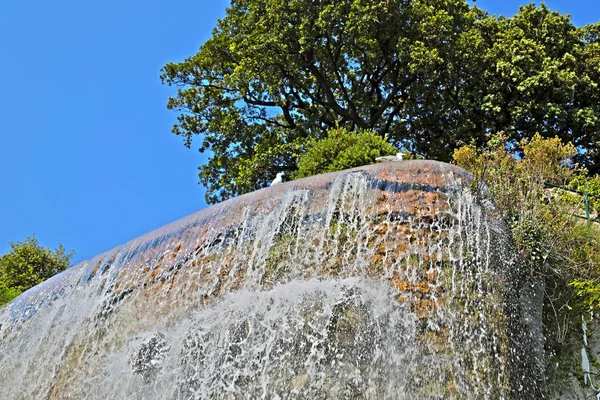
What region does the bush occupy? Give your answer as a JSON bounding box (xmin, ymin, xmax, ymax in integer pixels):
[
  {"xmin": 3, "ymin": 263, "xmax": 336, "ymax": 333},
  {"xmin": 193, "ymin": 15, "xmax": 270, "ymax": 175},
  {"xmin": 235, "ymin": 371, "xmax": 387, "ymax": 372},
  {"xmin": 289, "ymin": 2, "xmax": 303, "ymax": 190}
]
[
  {"xmin": 293, "ymin": 128, "xmax": 397, "ymax": 179},
  {"xmin": 453, "ymin": 132, "xmax": 598, "ymax": 283}
]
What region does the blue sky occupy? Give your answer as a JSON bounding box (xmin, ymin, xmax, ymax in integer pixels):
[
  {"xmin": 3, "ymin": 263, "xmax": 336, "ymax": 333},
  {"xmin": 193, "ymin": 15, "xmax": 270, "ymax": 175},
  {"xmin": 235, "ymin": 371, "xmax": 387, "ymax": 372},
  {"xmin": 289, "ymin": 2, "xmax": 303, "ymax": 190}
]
[
  {"xmin": 476, "ymin": 0, "xmax": 600, "ymax": 26},
  {"xmin": 0, "ymin": 0, "xmax": 598, "ymax": 265}
]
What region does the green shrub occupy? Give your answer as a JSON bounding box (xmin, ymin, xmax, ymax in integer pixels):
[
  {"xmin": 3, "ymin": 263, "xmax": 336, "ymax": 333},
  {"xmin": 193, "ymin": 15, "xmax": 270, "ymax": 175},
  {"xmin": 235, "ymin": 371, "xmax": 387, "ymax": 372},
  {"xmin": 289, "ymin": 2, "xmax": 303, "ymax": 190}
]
[
  {"xmin": 567, "ymin": 174, "xmax": 600, "ymax": 214},
  {"xmin": 293, "ymin": 128, "xmax": 397, "ymax": 179}
]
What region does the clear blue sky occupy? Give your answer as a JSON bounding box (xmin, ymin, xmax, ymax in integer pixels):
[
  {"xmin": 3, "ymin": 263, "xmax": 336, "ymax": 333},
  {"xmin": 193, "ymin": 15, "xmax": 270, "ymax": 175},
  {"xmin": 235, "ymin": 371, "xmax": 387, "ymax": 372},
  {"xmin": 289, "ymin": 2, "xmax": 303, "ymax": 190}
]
[{"xmin": 0, "ymin": 0, "xmax": 598, "ymax": 265}]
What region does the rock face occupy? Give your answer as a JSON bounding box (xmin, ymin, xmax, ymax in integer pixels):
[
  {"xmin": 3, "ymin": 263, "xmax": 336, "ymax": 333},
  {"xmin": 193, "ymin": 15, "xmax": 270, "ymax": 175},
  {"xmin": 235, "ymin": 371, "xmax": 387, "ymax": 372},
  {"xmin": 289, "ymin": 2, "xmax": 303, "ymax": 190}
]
[{"xmin": 0, "ymin": 160, "xmax": 543, "ymax": 399}]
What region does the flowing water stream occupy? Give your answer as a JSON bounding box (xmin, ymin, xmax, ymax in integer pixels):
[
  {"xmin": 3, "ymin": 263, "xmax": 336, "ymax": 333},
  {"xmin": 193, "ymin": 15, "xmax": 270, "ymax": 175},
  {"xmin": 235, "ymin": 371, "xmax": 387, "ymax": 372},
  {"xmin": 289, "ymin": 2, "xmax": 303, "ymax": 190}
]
[{"xmin": 0, "ymin": 161, "xmax": 543, "ymax": 399}]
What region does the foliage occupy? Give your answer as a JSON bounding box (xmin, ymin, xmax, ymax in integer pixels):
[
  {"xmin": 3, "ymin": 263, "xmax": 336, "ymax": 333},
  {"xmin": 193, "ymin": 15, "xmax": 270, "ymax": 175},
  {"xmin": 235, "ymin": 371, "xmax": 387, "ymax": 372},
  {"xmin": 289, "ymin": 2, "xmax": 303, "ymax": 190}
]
[
  {"xmin": 162, "ymin": 0, "xmax": 600, "ymax": 203},
  {"xmin": 0, "ymin": 284, "xmax": 21, "ymax": 307},
  {"xmin": 478, "ymin": 5, "xmax": 600, "ymax": 172},
  {"xmin": 0, "ymin": 235, "xmax": 75, "ymax": 295},
  {"xmin": 293, "ymin": 128, "xmax": 396, "ymax": 179},
  {"xmin": 567, "ymin": 173, "xmax": 600, "ymax": 213},
  {"xmin": 454, "ymin": 133, "xmax": 581, "ymax": 266},
  {"xmin": 161, "ymin": 0, "xmax": 482, "ymax": 202},
  {"xmin": 453, "ymin": 132, "xmax": 577, "ymax": 214},
  {"xmin": 567, "ymin": 217, "xmax": 600, "ymax": 310}
]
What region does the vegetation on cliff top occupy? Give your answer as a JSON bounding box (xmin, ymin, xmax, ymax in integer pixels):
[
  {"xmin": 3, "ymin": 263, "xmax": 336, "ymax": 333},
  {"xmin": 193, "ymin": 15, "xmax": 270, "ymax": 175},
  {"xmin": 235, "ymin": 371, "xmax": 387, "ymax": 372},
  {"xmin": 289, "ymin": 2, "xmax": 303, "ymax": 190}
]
[
  {"xmin": 293, "ymin": 127, "xmax": 397, "ymax": 179},
  {"xmin": 162, "ymin": 0, "xmax": 600, "ymax": 203}
]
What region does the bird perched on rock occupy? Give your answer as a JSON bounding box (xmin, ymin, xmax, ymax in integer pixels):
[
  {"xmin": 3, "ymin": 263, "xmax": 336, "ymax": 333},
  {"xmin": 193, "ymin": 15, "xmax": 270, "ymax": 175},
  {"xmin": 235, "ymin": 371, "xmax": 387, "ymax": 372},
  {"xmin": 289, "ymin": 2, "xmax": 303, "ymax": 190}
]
[
  {"xmin": 270, "ymin": 172, "xmax": 283, "ymax": 186},
  {"xmin": 375, "ymin": 152, "xmax": 404, "ymax": 162}
]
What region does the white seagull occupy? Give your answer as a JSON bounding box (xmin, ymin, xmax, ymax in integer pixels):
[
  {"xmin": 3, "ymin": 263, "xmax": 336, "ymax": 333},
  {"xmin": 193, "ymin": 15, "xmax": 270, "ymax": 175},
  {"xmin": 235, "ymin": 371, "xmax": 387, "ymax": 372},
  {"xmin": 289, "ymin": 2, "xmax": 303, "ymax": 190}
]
[
  {"xmin": 270, "ymin": 172, "xmax": 284, "ymax": 186},
  {"xmin": 375, "ymin": 152, "xmax": 404, "ymax": 162}
]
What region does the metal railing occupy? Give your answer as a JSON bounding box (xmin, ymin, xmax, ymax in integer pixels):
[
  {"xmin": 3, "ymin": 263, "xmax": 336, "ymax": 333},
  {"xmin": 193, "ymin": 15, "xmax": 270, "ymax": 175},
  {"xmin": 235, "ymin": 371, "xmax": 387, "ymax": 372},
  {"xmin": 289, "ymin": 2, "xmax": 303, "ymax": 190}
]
[{"xmin": 543, "ymin": 181, "xmax": 600, "ymax": 223}]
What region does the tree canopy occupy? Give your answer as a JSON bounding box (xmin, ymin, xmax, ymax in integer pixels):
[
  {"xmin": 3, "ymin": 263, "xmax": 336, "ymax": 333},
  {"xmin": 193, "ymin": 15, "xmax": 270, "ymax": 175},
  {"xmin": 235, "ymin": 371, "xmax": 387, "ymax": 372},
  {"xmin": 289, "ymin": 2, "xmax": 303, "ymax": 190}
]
[
  {"xmin": 0, "ymin": 235, "xmax": 75, "ymax": 306},
  {"xmin": 161, "ymin": 0, "xmax": 600, "ymax": 204}
]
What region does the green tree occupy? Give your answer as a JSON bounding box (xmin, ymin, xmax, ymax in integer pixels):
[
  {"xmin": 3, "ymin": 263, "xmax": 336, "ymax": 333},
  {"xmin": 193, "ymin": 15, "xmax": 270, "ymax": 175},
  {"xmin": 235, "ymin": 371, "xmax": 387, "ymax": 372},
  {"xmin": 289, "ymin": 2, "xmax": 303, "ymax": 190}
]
[
  {"xmin": 0, "ymin": 235, "xmax": 75, "ymax": 300},
  {"xmin": 293, "ymin": 128, "xmax": 396, "ymax": 179},
  {"xmin": 475, "ymin": 5, "xmax": 600, "ymax": 173},
  {"xmin": 161, "ymin": 0, "xmax": 485, "ymax": 203},
  {"xmin": 162, "ymin": 0, "xmax": 600, "ymax": 203}
]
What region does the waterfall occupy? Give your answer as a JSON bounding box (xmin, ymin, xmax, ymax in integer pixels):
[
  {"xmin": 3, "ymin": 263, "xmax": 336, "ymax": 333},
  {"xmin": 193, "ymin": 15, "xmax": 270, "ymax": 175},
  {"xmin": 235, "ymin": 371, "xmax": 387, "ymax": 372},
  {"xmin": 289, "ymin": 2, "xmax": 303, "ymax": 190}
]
[{"xmin": 0, "ymin": 161, "xmax": 543, "ymax": 399}]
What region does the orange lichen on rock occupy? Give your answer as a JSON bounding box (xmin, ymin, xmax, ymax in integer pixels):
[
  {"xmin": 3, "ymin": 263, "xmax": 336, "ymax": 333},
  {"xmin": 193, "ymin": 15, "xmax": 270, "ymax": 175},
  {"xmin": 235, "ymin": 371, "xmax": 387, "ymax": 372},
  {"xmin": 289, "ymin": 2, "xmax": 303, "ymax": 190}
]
[
  {"xmin": 392, "ymin": 278, "xmax": 411, "ymax": 292},
  {"xmin": 418, "ymin": 328, "xmax": 450, "ymax": 350},
  {"xmin": 413, "ymin": 298, "xmax": 437, "ymax": 319},
  {"xmin": 374, "ymin": 224, "xmax": 388, "ymax": 235},
  {"xmin": 424, "ymin": 269, "xmax": 440, "ymax": 281},
  {"xmin": 414, "ymin": 281, "xmax": 430, "ymax": 293}
]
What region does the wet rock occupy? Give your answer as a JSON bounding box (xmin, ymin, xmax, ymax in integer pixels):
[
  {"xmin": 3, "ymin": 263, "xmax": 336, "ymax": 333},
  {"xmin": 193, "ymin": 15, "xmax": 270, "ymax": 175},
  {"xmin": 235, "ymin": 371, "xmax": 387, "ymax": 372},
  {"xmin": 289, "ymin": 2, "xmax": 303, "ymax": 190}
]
[{"xmin": 0, "ymin": 161, "xmax": 544, "ymax": 399}]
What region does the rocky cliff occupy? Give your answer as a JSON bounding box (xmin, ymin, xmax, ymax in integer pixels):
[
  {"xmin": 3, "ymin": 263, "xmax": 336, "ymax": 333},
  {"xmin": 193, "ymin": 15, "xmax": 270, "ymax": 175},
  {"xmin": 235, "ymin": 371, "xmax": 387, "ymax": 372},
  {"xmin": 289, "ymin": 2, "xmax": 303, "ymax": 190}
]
[{"xmin": 0, "ymin": 161, "xmax": 544, "ymax": 399}]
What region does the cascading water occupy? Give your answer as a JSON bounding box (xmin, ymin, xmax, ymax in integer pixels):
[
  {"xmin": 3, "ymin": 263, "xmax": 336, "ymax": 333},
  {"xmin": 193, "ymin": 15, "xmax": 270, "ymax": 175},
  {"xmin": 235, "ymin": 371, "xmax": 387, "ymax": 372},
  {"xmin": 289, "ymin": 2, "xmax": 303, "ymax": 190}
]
[{"xmin": 0, "ymin": 161, "xmax": 543, "ymax": 399}]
